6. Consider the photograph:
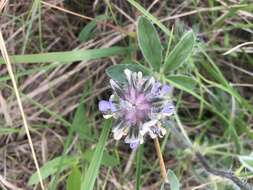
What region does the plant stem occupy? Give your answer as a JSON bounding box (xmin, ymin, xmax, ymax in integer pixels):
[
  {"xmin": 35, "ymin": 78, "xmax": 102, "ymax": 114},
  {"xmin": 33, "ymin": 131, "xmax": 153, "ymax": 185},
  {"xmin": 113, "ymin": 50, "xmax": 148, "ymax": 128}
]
[{"xmin": 154, "ymin": 137, "xmax": 167, "ymax": 182}]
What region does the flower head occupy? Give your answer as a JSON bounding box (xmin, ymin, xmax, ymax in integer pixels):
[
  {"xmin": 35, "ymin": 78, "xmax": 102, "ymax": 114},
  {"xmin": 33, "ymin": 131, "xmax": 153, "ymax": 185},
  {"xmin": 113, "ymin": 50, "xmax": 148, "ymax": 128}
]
[{"xmin": 99, "ymin": 69, "xmax": 174, "ymax": 148}]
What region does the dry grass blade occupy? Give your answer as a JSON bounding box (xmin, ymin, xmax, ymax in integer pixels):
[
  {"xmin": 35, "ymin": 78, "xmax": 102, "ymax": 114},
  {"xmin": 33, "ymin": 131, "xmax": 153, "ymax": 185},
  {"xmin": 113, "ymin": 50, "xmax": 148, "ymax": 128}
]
[
  {"xmin": 0, "ymin": 0, "xmax": 7, "ymax": 13},
  {"xmin": 0, "ymin": 175, "xmax": 23, "ymax": 190},
  {"xmin": 41, "ymin": 1, "xmax": 128, "ymax": 34},
  {"xmin": 0, "ymin": 91, "xmax": 12, "ymax": 126},
  {"xmin": 223, "ymin": 41, "xmax": 253, "ymax": 55},
  {"xmin": 0, "ymin": 30, "xmax": 45, "ymax": 190},
  {"xmin": 160, "ymin": 4, "xmax": 248, "ymax": 22},
  {"xmin": 41, "ymin": 1, "xmax": 92, "ymax": 21}
]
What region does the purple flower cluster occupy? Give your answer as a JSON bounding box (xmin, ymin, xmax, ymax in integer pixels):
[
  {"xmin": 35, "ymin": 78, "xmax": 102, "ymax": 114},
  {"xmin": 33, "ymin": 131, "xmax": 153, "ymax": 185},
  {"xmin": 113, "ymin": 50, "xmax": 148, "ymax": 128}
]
[{"xmin": 99, "ymin": 69, "xmax": 174, "ymax": 149}]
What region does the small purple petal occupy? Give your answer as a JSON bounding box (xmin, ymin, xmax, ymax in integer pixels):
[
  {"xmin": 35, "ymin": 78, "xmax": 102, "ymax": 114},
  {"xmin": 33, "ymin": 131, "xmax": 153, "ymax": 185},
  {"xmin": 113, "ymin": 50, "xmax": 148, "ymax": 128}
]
[
  {"xmin": 162, "ymin": 103, "xmax": 174, "ymax": 114},
  {"xmin": 160, "ymin": 84, "xmax": 171, "ymax": 95},
  {"xmin": 98, "ymin": 100, "xmax": 111, "ymax": 112},
  {"xmin": 109, "ymin": 101, "xmax": 117, "ymax": 112},
  {"xmin": 130, "ymin": 141, "xmax": 139, "ymax": 149},
  {"xmin": 151, "ymin": 82, "xmax": 161, "ymax": 95}
]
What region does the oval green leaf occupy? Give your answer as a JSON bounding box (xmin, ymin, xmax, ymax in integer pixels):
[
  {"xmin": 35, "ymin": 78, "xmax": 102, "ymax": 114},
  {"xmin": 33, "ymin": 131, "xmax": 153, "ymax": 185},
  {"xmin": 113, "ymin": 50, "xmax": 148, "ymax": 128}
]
[
  {"xmin": 167, "ymin": 170, "xmax": 180, "ymax": 190},
  {"xmin": 137, "ymin": 16, "xmax": 162, "ymax": 71},
  {"xmin": 166, "ymin": 75, "xmax": 197, "ymax": 92},
  {"xmin": 72, "ymin": 103, "xmax": 92, "ymax": 141},
  {"xmin": 28, "ymin": 156, "xmax": 77, "ymax": 186},
  {"xmin": 160, "ymin": 170, "xmax": 180, "ymax": 190},
  {"xmin": 164, "ymin": 30, "xmax": 195, "ymax": 73},
  {"xmin": 66, "ymin": 166, "xmax": 81, "ymax": 190},
  {"xmin": 78, "ymin": 15, "xmax": 107, "ymax": 42}
]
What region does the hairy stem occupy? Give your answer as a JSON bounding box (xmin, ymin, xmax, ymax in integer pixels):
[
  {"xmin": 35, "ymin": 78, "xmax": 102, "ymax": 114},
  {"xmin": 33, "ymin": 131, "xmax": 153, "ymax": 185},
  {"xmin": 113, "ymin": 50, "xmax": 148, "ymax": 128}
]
[
  {"xmin": 171, "ymin": 124, "xmax": 253, "ymax": 189},
  {"xmin": 195, "ymin": 152, "xmax": 253, "ymax": 190},
  {"xmin": 154, "ymin": 137, "xmax": 167, "ymax": 182}
]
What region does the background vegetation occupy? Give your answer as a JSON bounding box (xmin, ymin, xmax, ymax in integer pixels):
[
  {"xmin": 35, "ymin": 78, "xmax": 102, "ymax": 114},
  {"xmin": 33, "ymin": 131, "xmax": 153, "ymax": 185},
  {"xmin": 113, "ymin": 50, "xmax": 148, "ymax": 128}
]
[{"xmin": 0, "ymin": 0, "xmax": 253, "ymax": 189}]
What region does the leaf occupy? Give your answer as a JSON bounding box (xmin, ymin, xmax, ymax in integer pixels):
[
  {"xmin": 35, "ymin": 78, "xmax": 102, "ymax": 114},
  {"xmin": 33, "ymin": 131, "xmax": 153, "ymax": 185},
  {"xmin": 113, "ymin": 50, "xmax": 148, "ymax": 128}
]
[
  {"xmin": 83, "ymin": 149, "xmax": 119, "ymax": 167},
  {"xmin": 198, "ymin": 49, "xmax": 227, "ymax": 86},
  {"xmin": 78, "ymin": 15, "xmax": 107, "ymax": 42},
  {"xmin": 167, "ymin": 170, "xmax": 180, "ymax": 190},
  {"xmin": 160, "ymin": 170, "xmax": 180, "ymax": 190},
  {"xmin": 0, "ymin": 62, "xmax": 62, "ymax": 82},
  {"xmin": 0, "ymin": 47, "xmax": 131, "ymax": 64},
  {"xmin": 135, "ymin": 144, "xmax": 144, "ymax": 190},
  {"xmin": 164, "ymin": 30, "xmax": 195, "ymax": 73},
  {"xmin": 28, "ymin": 156, "xmax": 77, "ymax": 186},
  {"xmin": 0, "ymin": 127, "xmax": 19, "ymax": 135},
  {"xmin": 166, "ymin": 75, "xmax": 242, "ymax": 152},
  {"xmin": 238, "ymin": 153, "xmax": 253, "ymax": 172},
  {"xmin": 106, "ymin": 64, "xmax": 151, "ymax": 83},
  {"xmin": 79, "ymin": 21, "xmax": 97, "ymax": 42},
  {"xmin": 137, "ymin": 16, "xmax": 162, "ymax": 71},
  {"xmin": 127, "ymin": 0, "xmax": 171, "ymax": 36},
  {"xmin": 72, "ymin": 103, "xmax": 92, "ymax": 140},
  {"xmin": 166, "ymin": 75, "xmax": 197, "ymax": 91},
  {"xmin": 66, "ymin": 166, "xmax": 81, "ymax": 190},
  {"xmin": 80, "ymin": 119, "xmax": 111, "ymax": 190},
  {"xmin": 200, "ymin": 48, "xmax": 253, "ymax": 116},
  {"xmin": 235, "ymin": 118, "xmax": 253, "ymax": 140},
  {"xmin": 165, "ymin": 75, "xmax": 240, "ymax": 151}
]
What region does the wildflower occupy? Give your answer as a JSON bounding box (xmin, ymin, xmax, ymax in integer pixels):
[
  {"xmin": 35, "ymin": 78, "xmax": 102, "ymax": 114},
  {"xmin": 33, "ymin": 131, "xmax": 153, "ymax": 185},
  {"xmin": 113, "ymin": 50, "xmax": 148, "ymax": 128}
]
[{"xmin": 98, "ymin": 69, "xmax": 174, "ymax": 149}]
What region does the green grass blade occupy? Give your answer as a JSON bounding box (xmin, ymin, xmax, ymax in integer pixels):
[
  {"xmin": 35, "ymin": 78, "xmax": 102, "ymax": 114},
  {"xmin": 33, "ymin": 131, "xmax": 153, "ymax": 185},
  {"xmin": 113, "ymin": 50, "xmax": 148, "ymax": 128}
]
[
  {"xmin": 0, "ymin": 47, "xmax": 131, "ymax": 64},
  {"xmin": 165, "ymin": 76, "xmax": 241, "ymax": 151},
  {"xmin": 0, "ymin": 127, "xmax": 20, "ymax": 135},
  {"xmin": 66, "ymin": 166, "xmax": 82, "ymax": 190},
  {"xmin": 81, "ymin": 119, "xmax": 111, "ymax": 190},
  {"xmin": 127, "ymin": 0, "xmax": 171, "ymax": 36},
  {"xmin": 22, "ymin": 0, "xmax": 40, "ymax": 54},
  {"xmin": 199, "ymin": 48, "xmax": 253, "ymax": 116},
  {"xmin": 135, "ymin": 144, "xmax": 144, "ymax": 190},
  {"xmin": 22, "ymin": 93, "xmax": 72, "ymax": 128},
  {"xmin": 0, "ymin": 62, "xmax": 61, "ymax": 82},
  {"xmin": 49, "ymin": 85, "xmax": 94, "ymax": 190},
  {"xmin": 83, "ymin": 149, "xmax": 119, "ymax": 167}
]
